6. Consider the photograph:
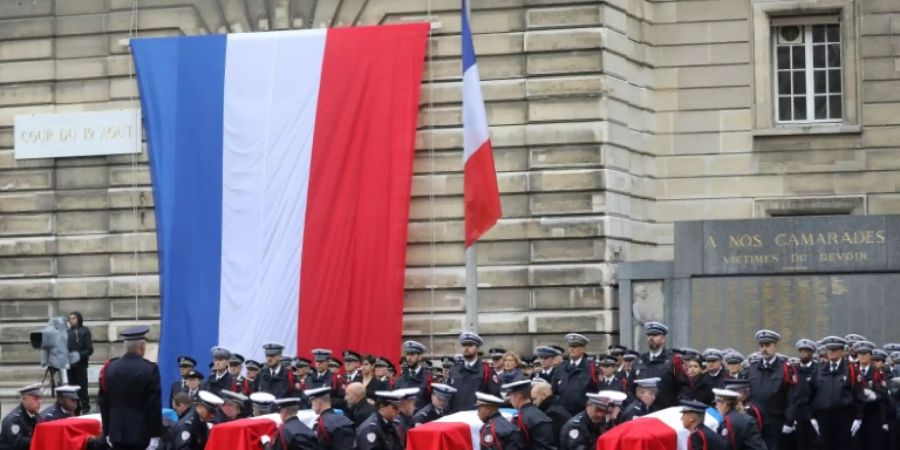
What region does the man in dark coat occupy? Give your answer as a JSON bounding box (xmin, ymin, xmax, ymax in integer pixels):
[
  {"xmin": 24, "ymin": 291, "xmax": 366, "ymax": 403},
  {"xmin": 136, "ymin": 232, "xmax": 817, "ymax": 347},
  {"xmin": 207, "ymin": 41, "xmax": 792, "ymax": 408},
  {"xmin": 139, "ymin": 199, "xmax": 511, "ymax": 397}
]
[
  {"xmin": 532, "ymin": 379, "xmax": 571, "ymax": 443},
  {"xmin": 254, "ymin": 343, "xmax": 296, "ymax": 399},
  {"xmin": 169, "ymin": 356, "xmax": 196, "ymax": 408},
  {"xmin": 263, "ymin": 397, "xmax": 321, "ymax": 450},
  {"xmin": 39, "ymin": 385, "xmax": 80, "ymax": 421},
  {"xmin": 556, "ymin": 333, "xmax": 599, "ymax": 415},
  {"xmin": 559, "ymin": 393, "xmax": 614, "ymax": 450},
  {"xmin": 476, "ymin": 392, "xmax": 523, "ymax": 450},
  {"xmin": 534, "ymin": 346, "xmax": 563, "ymax": 384},
  {"xmin": 203, "ymin": 346, "xmax": 234, "ymax": 397},
  {"xmin": 809, "ymin": 336, "xmax": 864, "ymax": 450},
  {"xmin": 66, "ymin": 311, "xmax": 93, "ymax": 414},
  {"xmin": 0, "ymin": 383, "xmax": 43, "ymax": 450},
  {"xmin": 634, "ymin": 322, "xmax": 682, "ymax": 409},
  {"xmin": 394, "ymin": 340, "xmax": 433, "ymax": 410},
  {"xmin": 619, "ymin": 378, "xmax": 659, "ymax": 422},
  {"xmin": 448, "ymin": 332, "xmax": 501, "ymax": 411},
  {"xmin": 412, "ymin": 383, "xmax": 456, "ymax": 427},
  {"xmin": 98, "ymin": 325, "xmax": 163, "ymax": 450},
  {"xmin": 309, "ymin": 348, "xmax": 345, "ymax": 409},
  {"xmin": 746, "ymin": 329, "xmax": 796, "ymax": 450},
  {"xmin": 306, "ymin": 387, "xmax": 356, "ymax": 449},
  {"xmin": 787, "ymin": 339, "xmax": 820, "ymax": 450},
  {"xmin": 681, "ymin": 399, "xmax": 727, "ymax": 450},
  {"xmin": 502, "ymin": 380, "xmax": 555, "ymax": 450},
  {"xmin": 713, "ymin": 388, "xmax": 766, "ymax": 450},
  {"xmin": 171, "ymin": 391, "xmax": 222, "ymax": 450},
  {"xmin": 345, "ymin": 382, "xmax": 376, "ymax": 429},
  {"xmin": 356, "ymin": 391, "xmax": 405, "ymax": 450}
]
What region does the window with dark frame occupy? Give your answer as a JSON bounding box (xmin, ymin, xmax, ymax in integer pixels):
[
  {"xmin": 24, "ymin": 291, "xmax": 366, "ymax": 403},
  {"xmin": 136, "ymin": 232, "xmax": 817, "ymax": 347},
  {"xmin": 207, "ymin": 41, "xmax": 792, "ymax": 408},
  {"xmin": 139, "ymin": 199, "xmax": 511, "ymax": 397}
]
[{"xmin": 773, "ymin": 21, "xmax": 842, "ymax": 123}]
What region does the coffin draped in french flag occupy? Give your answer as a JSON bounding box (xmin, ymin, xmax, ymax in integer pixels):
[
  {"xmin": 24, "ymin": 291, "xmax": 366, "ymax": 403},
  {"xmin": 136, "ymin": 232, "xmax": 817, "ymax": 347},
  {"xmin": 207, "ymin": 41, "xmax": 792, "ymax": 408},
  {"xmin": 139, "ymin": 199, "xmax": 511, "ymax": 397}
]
[
  {"xmin": 130, "ymin": 24, "xmax": 429, "ymax": 399},
  {"xmin": 598, "ymin": 407, "xmax": 723, "ymax": 450}
]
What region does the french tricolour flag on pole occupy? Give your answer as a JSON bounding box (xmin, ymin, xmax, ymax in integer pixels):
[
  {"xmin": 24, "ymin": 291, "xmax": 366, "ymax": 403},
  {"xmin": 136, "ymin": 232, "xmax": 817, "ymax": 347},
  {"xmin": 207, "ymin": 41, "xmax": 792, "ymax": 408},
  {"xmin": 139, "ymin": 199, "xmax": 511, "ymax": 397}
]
[
  {"xmin": 462, "ymin": 0, "xmax": 501, "ymax": 247},
  {"xmin": 130, "ymin": 24, "xmax": 428, "ymax": 398}
]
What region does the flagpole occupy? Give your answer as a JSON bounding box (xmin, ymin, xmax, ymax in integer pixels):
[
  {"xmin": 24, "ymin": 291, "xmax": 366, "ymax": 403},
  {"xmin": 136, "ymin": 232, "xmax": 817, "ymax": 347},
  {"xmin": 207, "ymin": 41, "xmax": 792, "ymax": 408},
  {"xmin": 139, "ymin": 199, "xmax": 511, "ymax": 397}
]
[{"xmin": 465, "ymin": 245, "xmax": 478, "ymax": 333}]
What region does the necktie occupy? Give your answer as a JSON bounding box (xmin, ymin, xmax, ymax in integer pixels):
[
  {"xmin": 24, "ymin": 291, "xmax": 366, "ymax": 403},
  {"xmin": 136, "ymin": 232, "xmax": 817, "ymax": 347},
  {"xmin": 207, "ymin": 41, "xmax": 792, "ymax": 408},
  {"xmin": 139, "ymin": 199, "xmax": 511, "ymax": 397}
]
[{"xmin": 832, "ymin": 363, "xmax": 837, "ymax": 373}]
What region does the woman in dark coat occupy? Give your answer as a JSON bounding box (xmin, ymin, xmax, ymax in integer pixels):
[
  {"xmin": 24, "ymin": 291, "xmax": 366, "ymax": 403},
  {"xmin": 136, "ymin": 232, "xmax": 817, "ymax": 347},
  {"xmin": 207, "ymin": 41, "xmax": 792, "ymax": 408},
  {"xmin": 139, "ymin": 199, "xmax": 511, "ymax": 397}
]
[{"xmin": 67, "ymin": 311, "xmax": 93, "ymax": 414}]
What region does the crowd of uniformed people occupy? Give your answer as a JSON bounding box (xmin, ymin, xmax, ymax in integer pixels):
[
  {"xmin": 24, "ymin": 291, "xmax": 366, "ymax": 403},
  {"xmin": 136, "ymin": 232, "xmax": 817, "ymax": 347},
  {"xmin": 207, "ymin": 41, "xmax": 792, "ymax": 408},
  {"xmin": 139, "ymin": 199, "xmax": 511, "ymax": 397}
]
[{"xmin": 2, "ymin": 321, "xmax": 900, "ymax": 450}]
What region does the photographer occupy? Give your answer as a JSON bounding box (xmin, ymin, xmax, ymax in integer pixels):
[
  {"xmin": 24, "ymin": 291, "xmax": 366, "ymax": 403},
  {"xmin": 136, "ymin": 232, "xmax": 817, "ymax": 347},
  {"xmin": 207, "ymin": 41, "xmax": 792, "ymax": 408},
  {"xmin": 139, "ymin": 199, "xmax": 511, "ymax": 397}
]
[{"xmin": 67, "ymin": 311, "xmax": 93, "ymax": 414}]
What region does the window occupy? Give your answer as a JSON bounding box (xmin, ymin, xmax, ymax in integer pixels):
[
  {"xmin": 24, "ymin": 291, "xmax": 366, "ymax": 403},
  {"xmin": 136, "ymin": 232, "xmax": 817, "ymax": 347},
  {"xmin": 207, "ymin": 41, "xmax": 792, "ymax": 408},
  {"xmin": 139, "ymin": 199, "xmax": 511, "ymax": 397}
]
[{"xmin": 772, "ymin": 21, "xmax": 842, "ymax": 123}]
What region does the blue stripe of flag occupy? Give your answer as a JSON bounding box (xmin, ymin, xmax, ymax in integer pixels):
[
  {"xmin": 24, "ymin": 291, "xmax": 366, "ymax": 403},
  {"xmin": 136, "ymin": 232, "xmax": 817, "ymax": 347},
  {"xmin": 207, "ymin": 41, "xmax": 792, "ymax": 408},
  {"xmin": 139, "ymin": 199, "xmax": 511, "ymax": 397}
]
[{"xmin": 461, "ymin": 0, "xmax": 477, "ymax": 73}]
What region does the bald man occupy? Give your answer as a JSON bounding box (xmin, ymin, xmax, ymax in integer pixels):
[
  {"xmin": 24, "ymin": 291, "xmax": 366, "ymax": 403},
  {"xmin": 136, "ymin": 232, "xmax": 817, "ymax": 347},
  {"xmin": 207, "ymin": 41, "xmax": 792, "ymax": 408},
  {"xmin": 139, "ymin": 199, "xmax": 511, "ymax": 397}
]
[
  {"xmin": 532, "ymin": 381, "xmax": 570, "ymax": 446},
  {"xmin": 344, "ymin": 383, "xmax": 374, "ymax": 429}
]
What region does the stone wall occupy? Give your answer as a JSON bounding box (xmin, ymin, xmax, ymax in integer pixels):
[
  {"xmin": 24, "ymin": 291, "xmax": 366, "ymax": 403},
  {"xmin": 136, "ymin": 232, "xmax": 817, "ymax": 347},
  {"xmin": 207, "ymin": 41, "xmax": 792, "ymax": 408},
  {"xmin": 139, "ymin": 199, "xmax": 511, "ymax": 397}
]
[{"xmin": 0, "ymin": 0, "xmax": 899, "ymax": 408}]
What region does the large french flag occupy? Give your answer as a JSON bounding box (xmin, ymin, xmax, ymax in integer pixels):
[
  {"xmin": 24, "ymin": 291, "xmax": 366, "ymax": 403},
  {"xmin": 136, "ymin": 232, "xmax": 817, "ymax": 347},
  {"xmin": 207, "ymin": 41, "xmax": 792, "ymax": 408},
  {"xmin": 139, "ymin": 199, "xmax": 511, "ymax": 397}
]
[
  {"xmin": 461, "ymin": 0, "xmax": 501, "ymax": 247},
  {"xmin": 130, "ymin": 24, "xmax": 428, "ymax": 397}
]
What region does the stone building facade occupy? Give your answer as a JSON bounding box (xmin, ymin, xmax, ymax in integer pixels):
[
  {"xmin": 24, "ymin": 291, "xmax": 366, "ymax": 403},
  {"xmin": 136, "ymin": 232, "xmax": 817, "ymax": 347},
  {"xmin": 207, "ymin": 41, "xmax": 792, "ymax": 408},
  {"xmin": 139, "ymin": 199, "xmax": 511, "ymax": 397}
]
[{"xmin": 0, "ymin": 0, "xmax": 898, "ymax": 406}]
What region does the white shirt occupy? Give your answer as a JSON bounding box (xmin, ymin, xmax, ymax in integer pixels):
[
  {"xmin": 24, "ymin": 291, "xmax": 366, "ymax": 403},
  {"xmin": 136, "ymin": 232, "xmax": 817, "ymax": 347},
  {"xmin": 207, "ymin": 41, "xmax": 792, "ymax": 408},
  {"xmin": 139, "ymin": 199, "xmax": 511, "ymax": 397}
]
[
  {"xmin": 649, "ymin": 351, "xmax": 661, "ymax": 360},
  {"xmin": 571, "ymin": 358, "xmax": 583, "ymax": 367}
]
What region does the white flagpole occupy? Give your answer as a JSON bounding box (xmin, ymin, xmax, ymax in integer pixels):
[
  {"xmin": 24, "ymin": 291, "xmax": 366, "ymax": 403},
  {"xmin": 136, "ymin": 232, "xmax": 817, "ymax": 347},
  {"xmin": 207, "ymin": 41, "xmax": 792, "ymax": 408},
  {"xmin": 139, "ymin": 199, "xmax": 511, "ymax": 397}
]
[{"xmin": 465, "ymin": 245, "xmax": 478, "ymax": 333}]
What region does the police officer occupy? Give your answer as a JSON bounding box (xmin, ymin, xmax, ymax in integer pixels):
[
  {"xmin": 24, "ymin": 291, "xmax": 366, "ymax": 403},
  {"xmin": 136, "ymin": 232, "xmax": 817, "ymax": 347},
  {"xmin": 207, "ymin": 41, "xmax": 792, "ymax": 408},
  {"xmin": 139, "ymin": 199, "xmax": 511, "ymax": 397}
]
[
  {"xmin": 204, "ymin": 346, "xmax": 234, "ymax": 397},
  {"xmin": 723, "ymin": 379, "xmax": 767, "ymax": 439},
  {"xmin": 98, "ymin": 325, "xmax": 163, "ymax": 450},
  {"xmin": 502, "ymin": 379, "xmax": 555, "ymax": 450},
  {"xmin": 635, "ymin": 321, "xmax": 682, "ymax": 409},
  {"xmin": 448, "ymin": 332, "xmax": 500, "ymax": 411},
  {"xmin": 304, "ymin": 387, "xmax": 354, "ymax": 450},
  {"xmin": 412, "ymin": 383, "xmax": 457, "ymax": 426},
  {"xmin": 559, "ymin": 392, "xmax": 613, "ymax": 450},
  {"xmin": 356, "ymin": 390, "xmax": 405, "ymax": 450},
  {"xmin": 535, "ymin": 346, "xmax": 563, "ymax": 384},
  {"xmin": 488, "ymin": 348, "xmax": 507, "ymax": 377},
  {"xmin": 618, "ymin": 350, "xmax": 639, "ymax": 393},
  {"xmin": 215, "ymin": 390, "xmax": 249, "ymax": 423},
  {"xmin": 681, "ymin": 399, "xmax": 727, "ymax": 450},
  {"xmin": 40, "ymin": 385, "xmax": 80, "ymax": 421},
  {"xmin": 809, "ymin": 336, "xmax": 863, "ymax": 450},
  {"xmin": 597, "ymin": 354, "xmax": 627, "ymax": 393},
  {"xmin": 557, "ymin": 333, "xmax": 599, "ymax": 415},
  {"xmin": 788, "ymin": 339, "xmax": 819, "ymax": 450},
  {"xmin": 240, "ymin": 360, "xmax": 261, "ymax": 395},
  {"xmin": 184, "ymin": 370, "xmax": 203, "ymax": 402},
  {"xmin": 746, "ymin": 329, "xmax": 795, "ymax": 450},
  {"xmin": 476, "ymin": 391, "xmax": 523, "ymax": 450},
  {"xmin": 0, "ymin": 383, "xmax": 43, "ymax": 450},
  {"xmin": 170, "ymin": 356, "xmax": 196, "ymax": 407},
  {"xmin": 713, "ymin": 388, "xmax": 766, "ymax": 450},
  {"xmin": 255, "ymin": 343, "xmax": 296, "ymax": 399},
  {"xmin": 226, "ymin": 353, "xmax": 246, "ymax": 393},
  {"xmin": 294, "ymin": 357, "xmax": 312, "ymax": 391},
  {"xmin": 344, "ymin": 351, "xmax": 363, "ymax": 385},
  {"xmin": 250, "ymin": 392, "xmax": 277, "ymax": 416},
  {"xmin": 392, "ymin": 388, "xmax": 419, "ymax": 443},
  {"xmin": 263, "ymin": 397, "xmax": 320, "ymax": 450},
  {"xmin": 309, "ymin": 349, "xmax": 345, "ymax": 408},
  {"xmin": 852, "ymin": 340, "xmax": 888, "ymax": 450},
  {"xmin": 619, "ymin": 378, "xmax": 660, "ymax": 422},
  {"xmin": 703, "ymin": 349, "xmax": 727, "ymax": 390},
  {"xmin": 725, "ymin": 352, "xmax": 746, "ymax": 380},
  {"xmin": 170, "ymin": 391, "xmax": 222, "ymax": 450},
  {"xmin": 395, "ymin": 340, "xmax": 433, "ymax": 410}
]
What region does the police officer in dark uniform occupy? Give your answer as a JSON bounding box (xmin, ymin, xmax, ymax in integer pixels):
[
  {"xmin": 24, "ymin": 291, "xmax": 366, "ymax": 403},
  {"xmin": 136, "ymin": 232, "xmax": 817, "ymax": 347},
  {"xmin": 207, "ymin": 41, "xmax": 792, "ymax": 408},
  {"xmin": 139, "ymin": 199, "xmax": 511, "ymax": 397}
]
[
  {"xmin": 309, "ymin": 349, "xmax": 345, "ymax": 409},
  {"xmin": 412, "ymin": 383, "xmax": 457, "ymax": 426},
  {"xmin": 356, "ymin": 390, "xmax": 405, "ymax": 450},
  {"xmin": 448, "ymin": 332, "xmax": 501, "ymax": 411},
  {"xmin": 250, "ymin": 392, "xmax": 277, "ymax": 417},
  {"xmin": 344, "ymin": 351, "xmax": 363, "ymax": 385},
  {"xmin": 169, "ymin": 356, "xmax": 196, "ymax": 407},
  {"xmin": 0, "ymin": 383, "xmax": 43, "ymax": 450},
  {"xmin": 597, "ymin": 354, "xmax": 627, "ymax": 394},
  {"xmin": 535, "ymin": 346, "xmax": 562, "ymax": 384},
  {"xmin": 851, "ymin": 340, "xmax": 888, "ymax": 450},
  {"xmin": 809, "ymin": 336, "xmax": 863, "ymax": 450},
  {"xmin": 635, "ymin": 322, "xmax": 682, "ymax": 409},
  {"xmin": 713, "ymin": 388, "xmax": 766, "ymax": 450},
  {"xmin": 680, "ymin": 399, "xmax": 727, "ymax": 450},
  {"xmin": 557, "ymin": 333, "xmax": 599, "ymax": 415},
  {"xmin": 788, "ymin": 339, "xmax": 819, "ymax": 450},
  {"xmin": 171, "ymin": 391, "xmax": 222, "ymax": 450},
  {"xmin": 184, "ymin": 370, "xmax": 203, "ymax": 402},
  {"xmin": 302, "ymin": 387, "xmax": 354, "ymax": 449},
  {"xmin": 475, "ymin": 392, "xmax": 523, "ymax": 450},
  {"xmin": 226, "ymin": 353, "xmax": 246, "ymax": 393},
  {"xmin": 723, "ymin": 379, "xmax": 767, "ymax": 439},
  {"xmin": 214, "ymin": 390, "xmax": 249, "ymax": 423},
  {"xmin": 559, "ymin": 392, "xmax": 613, "ymax": 450},
  {"xmin": 746, "ymin": 329, "xmax": 795, "ymax": 450},
  {"xmin": 502, "ymin": 379, "xmax": 555, "ymax": 450},
  {"xmin": 395, "ymin": 340, "xmax": 433, "ymax": 410},
  {"xmin": 703, "ymin": 349, "xmax": 727, "ymax": 390},
  {"xmin": 98, "ymin": 325, "xmax": 163, "ymax": 450},
  {"xmin": 204, "ymin": 346, "xmax": 234, "ymax": 397},
  {"xmin": 619, "ymin": 378, "xmax": 660, "ymax": 422},
  {"xmin": 617, "ymin": 350, "xmax": 639, "ymax": 396},
  {"xmin": 262, "ymin": 397, "xmax": 320, "ymax": 450},
  {"xmin": 255, "ymin": 343, "xmax": 296, "ymax": 399},
  {"xmin": 40, "ymin": 385, "xmax": 80, "ymax": 421}
]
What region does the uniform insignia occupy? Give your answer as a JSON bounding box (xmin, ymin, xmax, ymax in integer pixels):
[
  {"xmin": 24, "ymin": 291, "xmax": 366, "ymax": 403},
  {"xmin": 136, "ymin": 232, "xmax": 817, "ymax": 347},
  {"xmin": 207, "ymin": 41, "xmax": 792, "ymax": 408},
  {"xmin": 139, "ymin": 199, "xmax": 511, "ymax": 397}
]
[
  {"xmin": 207, "ymin": 422, "xmax": 214, "ymax": 430},
  {"xmin": 721, "ymin": 429, "xmax": 728, "ymax": 437},
  {"xmin": 366, "ymin": 432, "xmax": 376, "ymax": 443},
  {"xmin": 492, "ymin": 374, "xmax": 499, "ymax": 383},
  {"xmin": 484, "ymin": 433, "xmax": 493, "ymax": 443},
  {"xmin": 569, "ymin": 429, "xmax": 579, "ymax": 439},
  {"xmin": 180, "ymin": 431, "xmax": 190, "ymax": 441},
  {"xmin": 11, "ymin": 425, "xmax": 19, "ymax": 435}
]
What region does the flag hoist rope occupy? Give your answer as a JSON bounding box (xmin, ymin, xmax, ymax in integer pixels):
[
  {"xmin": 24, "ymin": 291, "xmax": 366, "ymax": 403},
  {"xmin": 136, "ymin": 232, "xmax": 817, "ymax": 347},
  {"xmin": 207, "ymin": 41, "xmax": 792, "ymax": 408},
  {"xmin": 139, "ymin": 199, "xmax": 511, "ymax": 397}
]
[
  {"xmin": 128, "ymin": 0, "xmax": 140, "ymax": 323},
  {"xmin": 427, "ymin": 0, "xmax": 437, "ymax": 356}
]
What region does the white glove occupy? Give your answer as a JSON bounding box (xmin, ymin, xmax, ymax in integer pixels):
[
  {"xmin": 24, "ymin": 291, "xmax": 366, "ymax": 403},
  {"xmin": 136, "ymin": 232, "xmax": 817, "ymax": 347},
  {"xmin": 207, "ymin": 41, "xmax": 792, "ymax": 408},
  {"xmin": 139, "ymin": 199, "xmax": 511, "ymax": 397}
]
[
  {"xmin": 781, "ymin": 424, "xmax": 795, "ymax": 434},
  {"xmin": 851, "ymin": 419, "xmax": 862, "ymax": 436},
  {"xmin": 810, "ymin": 419, "xmax": 820, "ymax": 436},
  {"xmin": 884, "ymin": 424, "xmax": 890, "ymax": 432},
  {"xmin": 864, "ymin": 388, "xmax": 877, "ymax": 402},
  {"xmin": 261, "ymin": 435, "xmax": 272, "ymax": 446},
  {"xmin": 146, "ymin": 437, "xmax": 160, "ymax": 450}
]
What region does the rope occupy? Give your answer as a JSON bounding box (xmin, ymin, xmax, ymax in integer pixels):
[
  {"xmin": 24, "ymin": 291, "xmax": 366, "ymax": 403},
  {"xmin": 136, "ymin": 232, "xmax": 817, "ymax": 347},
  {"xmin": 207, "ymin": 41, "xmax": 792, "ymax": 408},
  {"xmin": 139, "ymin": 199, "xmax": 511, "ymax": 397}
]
[
  {"xmin": 127, "ymin": 0, "xmax": 140, "ymax": 322},
  {"xmin": 427, "ymin": 0, "xmax": 436, "ymax": 356}
]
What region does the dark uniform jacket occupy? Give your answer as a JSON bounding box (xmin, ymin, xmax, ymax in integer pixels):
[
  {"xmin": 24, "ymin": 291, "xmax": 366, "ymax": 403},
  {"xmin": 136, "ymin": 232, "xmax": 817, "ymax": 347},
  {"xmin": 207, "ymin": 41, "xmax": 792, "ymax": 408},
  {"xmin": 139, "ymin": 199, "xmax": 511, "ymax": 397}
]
[
  {"xmin": 269, "ymin": 415, "xmax": 321, "ymax": 450},
  {"xmin": 366, "ymin": 377, "xmax": 392, "ymax": 401},
  {"xmin": 747, "ymin": 357, "xmax": 794, "ymax": 429},
  {"xmin": 618, "ymin": 400, "xmax": 654, "ymax": 423},
  {"xmin": 537, "ymin": 395, "xmax": 571, "ymax": 445},
  {"xmin": 313, "ymin": 408, "xmax": 355, "ymax": 450},
  {"xmin": 559, "ymin": 410, "xmax": 607, "ymax": 450},
  {"xmin": 679, "ymin": 374, "xmax": 715, "ymax": 406},
  {"xmin": 39, "ymin": 403, "xmax": 73, "ymax": 422},
  {"xmin": 309, "ymin": 370, "xmax": 345, "ymax": 409},
  {"xmin": 255, "ymin": 365, "xmax": 295, "ymax": 399},
  {"xmin": 480, "ymin": 411, "xmax": 523, "ymax": 450},
  {"xmin": 394, "ymin": 366, "xmax": 432, "ymax": 410},
  {"xmin": 348, "ymin": 399, "xmax": 376, "ymax": 429},
  {"xmin": 411, "ymin": 403, "xmax": 448, "ymax": 427},
  {"xmin": 810, "ymin": 358, "xmax": 863, "ymax": 417},
  {"xmin": 99, "ymin": 353, "xmax": 163, "ymax": 447},
  {"xmin": 345, "ymin": 370, "xmax": 363, "ymax": 385},
  {"xmin": 231, "ymin": 375, "xmax": 253, "ymax": 396},
  {"xmin": 703, "ymin": 370, "xmax": 727, "ymax": 390},
  {"xmin": 597, "ymin": 375, "xmax": 627, "ymax": 394},
  {"xmin": 448, "ymin": 359, "xmax": 500, "ymax": 412},
  {"xmin": 355, "ymin": 412, "xmax": 404, "ymax": 450},
  {"xmin": 789, "ymin": 361, "xmax": 818, "ymax": 422},
  {"xmin": 717, "ymin": 410, "xmax": 766, "ymax": 450},
  {"xmin": 170, "ymin": 379, "xmax": 189, "ymax": 407},
  {"xmin": 535, "ymin": 367, "xmax": 560, "ymax": 385},
  {"xmin": 0, "ymin": 404, "xmax": 39, "ymax": 450},
  {"xmin": 513, "ymin": 403, "xmax": 555, "ymax": 450},
  {"xmin": 689, "ymin": 424, "xmax": 728, "ymax": 450},
  {"xmin": 170, "ymin": 409, "xmax": 209, "ymax": 450},
  {"xmin": 635, "ymin": 348, "xmax": 681, "ymax": 409},
  {"xmin": 203, "ymin": 371, "xmax": 233, "ymax": 397},
  {"xmin": 556, "ymin": 357, "xmax": 599, "ymax": 415}
]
